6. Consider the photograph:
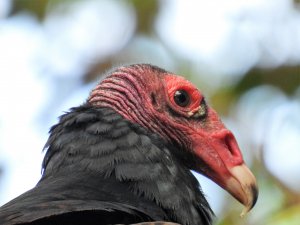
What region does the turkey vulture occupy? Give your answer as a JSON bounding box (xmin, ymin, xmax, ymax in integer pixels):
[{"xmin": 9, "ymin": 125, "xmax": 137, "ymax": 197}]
[{"xmin": 0, "ymin": 64, "xmax": 258, "ymax": 225}]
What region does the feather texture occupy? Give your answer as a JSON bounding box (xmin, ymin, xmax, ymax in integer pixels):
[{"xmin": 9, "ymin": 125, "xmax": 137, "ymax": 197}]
[{"xmin": 0, "ymin": 106, "xmax": 213, "ymax": 225}]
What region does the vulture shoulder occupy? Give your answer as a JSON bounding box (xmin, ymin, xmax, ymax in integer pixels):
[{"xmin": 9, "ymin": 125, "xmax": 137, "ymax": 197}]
[{"xmin": 0, "ymin": 106, "xmax": 212, "ymax": 225}]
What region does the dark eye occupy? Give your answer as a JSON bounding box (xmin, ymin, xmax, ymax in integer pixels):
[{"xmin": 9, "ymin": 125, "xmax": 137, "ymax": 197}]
[{"xmin": 174, "ymin": 90, "xmax": 190, "ymax": 107}]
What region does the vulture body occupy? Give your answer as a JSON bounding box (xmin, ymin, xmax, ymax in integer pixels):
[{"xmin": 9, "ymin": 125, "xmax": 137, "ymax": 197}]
[{"xmin": 0, "ymin": 64, "xmax": 258, "ymax": 225}]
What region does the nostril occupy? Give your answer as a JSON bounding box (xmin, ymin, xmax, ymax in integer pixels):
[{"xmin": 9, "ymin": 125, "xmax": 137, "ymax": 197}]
[
  {"xmin": 212, "ymin": 129, "xmax": 243, "ymax": 164},
  {"xmin": 225, "ymin": 134, "xmax": 233, "ymax": 155},
  {"xmin": 224, "ymin": 132, "xmax": 240, "ymax": 157}
]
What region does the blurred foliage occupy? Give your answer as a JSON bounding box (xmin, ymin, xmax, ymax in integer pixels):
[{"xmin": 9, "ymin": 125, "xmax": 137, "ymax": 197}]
[
  {"xmin": 11, "ymin": 0, "xmax": 49, "ymax": 19},
  {"xmin": 238, "ymin": 66, "xmax": 300, "ymax": 96},
  {"xmin": 130, "ymin": 0, "xmax": 160, "ymax": 35},
  {"xmin": 11, "ymin": 0, "xmax": 83, "ymax": 19},
  {"xmin": 211, "ymin": 66, "xmax": 300, "ymax": 115},
  {"xmin": 4, "ymin": 1, "xmax": 300, "ymax": 225},
  {"xmin": 85, "ymin": 0, "xmax": 161, "ymax": 82}
]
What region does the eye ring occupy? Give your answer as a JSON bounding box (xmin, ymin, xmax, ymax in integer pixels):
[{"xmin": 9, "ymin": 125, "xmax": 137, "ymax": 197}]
[{"xmin": 174, "ymin": 90, "xmax": 190, "ymax": 107}]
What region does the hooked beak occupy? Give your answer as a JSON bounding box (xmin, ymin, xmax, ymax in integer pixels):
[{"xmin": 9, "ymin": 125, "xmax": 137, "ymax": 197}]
[
  {"xmin": 192, "ymin": 129, "xmax": 258, "ymax": 216},
  {"xmin": 227, "ymin": 164, "xmax": 258, "ymax": 216}
]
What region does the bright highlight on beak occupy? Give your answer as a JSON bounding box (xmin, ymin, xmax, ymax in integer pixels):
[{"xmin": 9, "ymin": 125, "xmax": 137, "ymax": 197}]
[{"xmin": 226, "ymin": 164, "xmax": 258, "ymax": 217}]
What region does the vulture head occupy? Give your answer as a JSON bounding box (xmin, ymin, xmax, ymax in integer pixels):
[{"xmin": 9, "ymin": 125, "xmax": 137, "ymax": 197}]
[
  {"xmin": 89, "ymin": 64, "xmax": 258, "ymax": 215},
  {"xmin": 0, "ymin": 64, "xmax": 258, "ymax": 225}
]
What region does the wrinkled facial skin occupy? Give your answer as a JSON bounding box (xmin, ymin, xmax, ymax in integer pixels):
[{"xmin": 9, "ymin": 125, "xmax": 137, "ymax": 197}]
[
  {"xmin": 162, "ymin": 74, "xmax": 258, "ymax": 215},
  {"xmin": 89, "ymin": 65, "xmax": 258, "ymax": 215}
]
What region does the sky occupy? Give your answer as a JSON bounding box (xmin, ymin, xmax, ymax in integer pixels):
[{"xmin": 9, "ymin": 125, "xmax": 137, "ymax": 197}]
[{"xmin": 0, "ymin": 0, "xmax": 299, "ymax": 218}]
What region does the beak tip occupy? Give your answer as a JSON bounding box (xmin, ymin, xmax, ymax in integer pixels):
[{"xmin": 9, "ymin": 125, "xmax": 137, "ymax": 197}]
[
  {"xmin": 250, "ymin": 183, "xmax": 259, "ymax": 208},
  {"xmin": 227, "ymin": 164, "xmax": 259, "ymax": 216},
  {"xmin": 240, "ymin": 183, "xmax": 259, "ymax": 217}
]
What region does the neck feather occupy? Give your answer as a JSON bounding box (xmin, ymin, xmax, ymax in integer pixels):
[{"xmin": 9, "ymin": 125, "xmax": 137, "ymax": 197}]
[{"xmin": 42, "ymin": 106, "xmax": 213, "ymax": 225}]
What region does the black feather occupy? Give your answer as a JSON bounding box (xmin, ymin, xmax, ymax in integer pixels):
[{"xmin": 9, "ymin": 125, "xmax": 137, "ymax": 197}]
[{"xmin": 0, "ymin": 105, "xmax": 213, "ymax": 225}]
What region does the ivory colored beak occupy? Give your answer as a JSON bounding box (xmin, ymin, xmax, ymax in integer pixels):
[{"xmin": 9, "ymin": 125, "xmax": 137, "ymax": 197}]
[{"xmin": 226, "ymin": 164, "xmax": 258, "ymax": 216}]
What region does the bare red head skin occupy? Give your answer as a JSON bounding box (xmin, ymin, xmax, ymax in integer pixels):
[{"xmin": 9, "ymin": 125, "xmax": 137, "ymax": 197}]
[{"xmin": 88, "ymin": 64, "xmax": 258, "ymax": 215}]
